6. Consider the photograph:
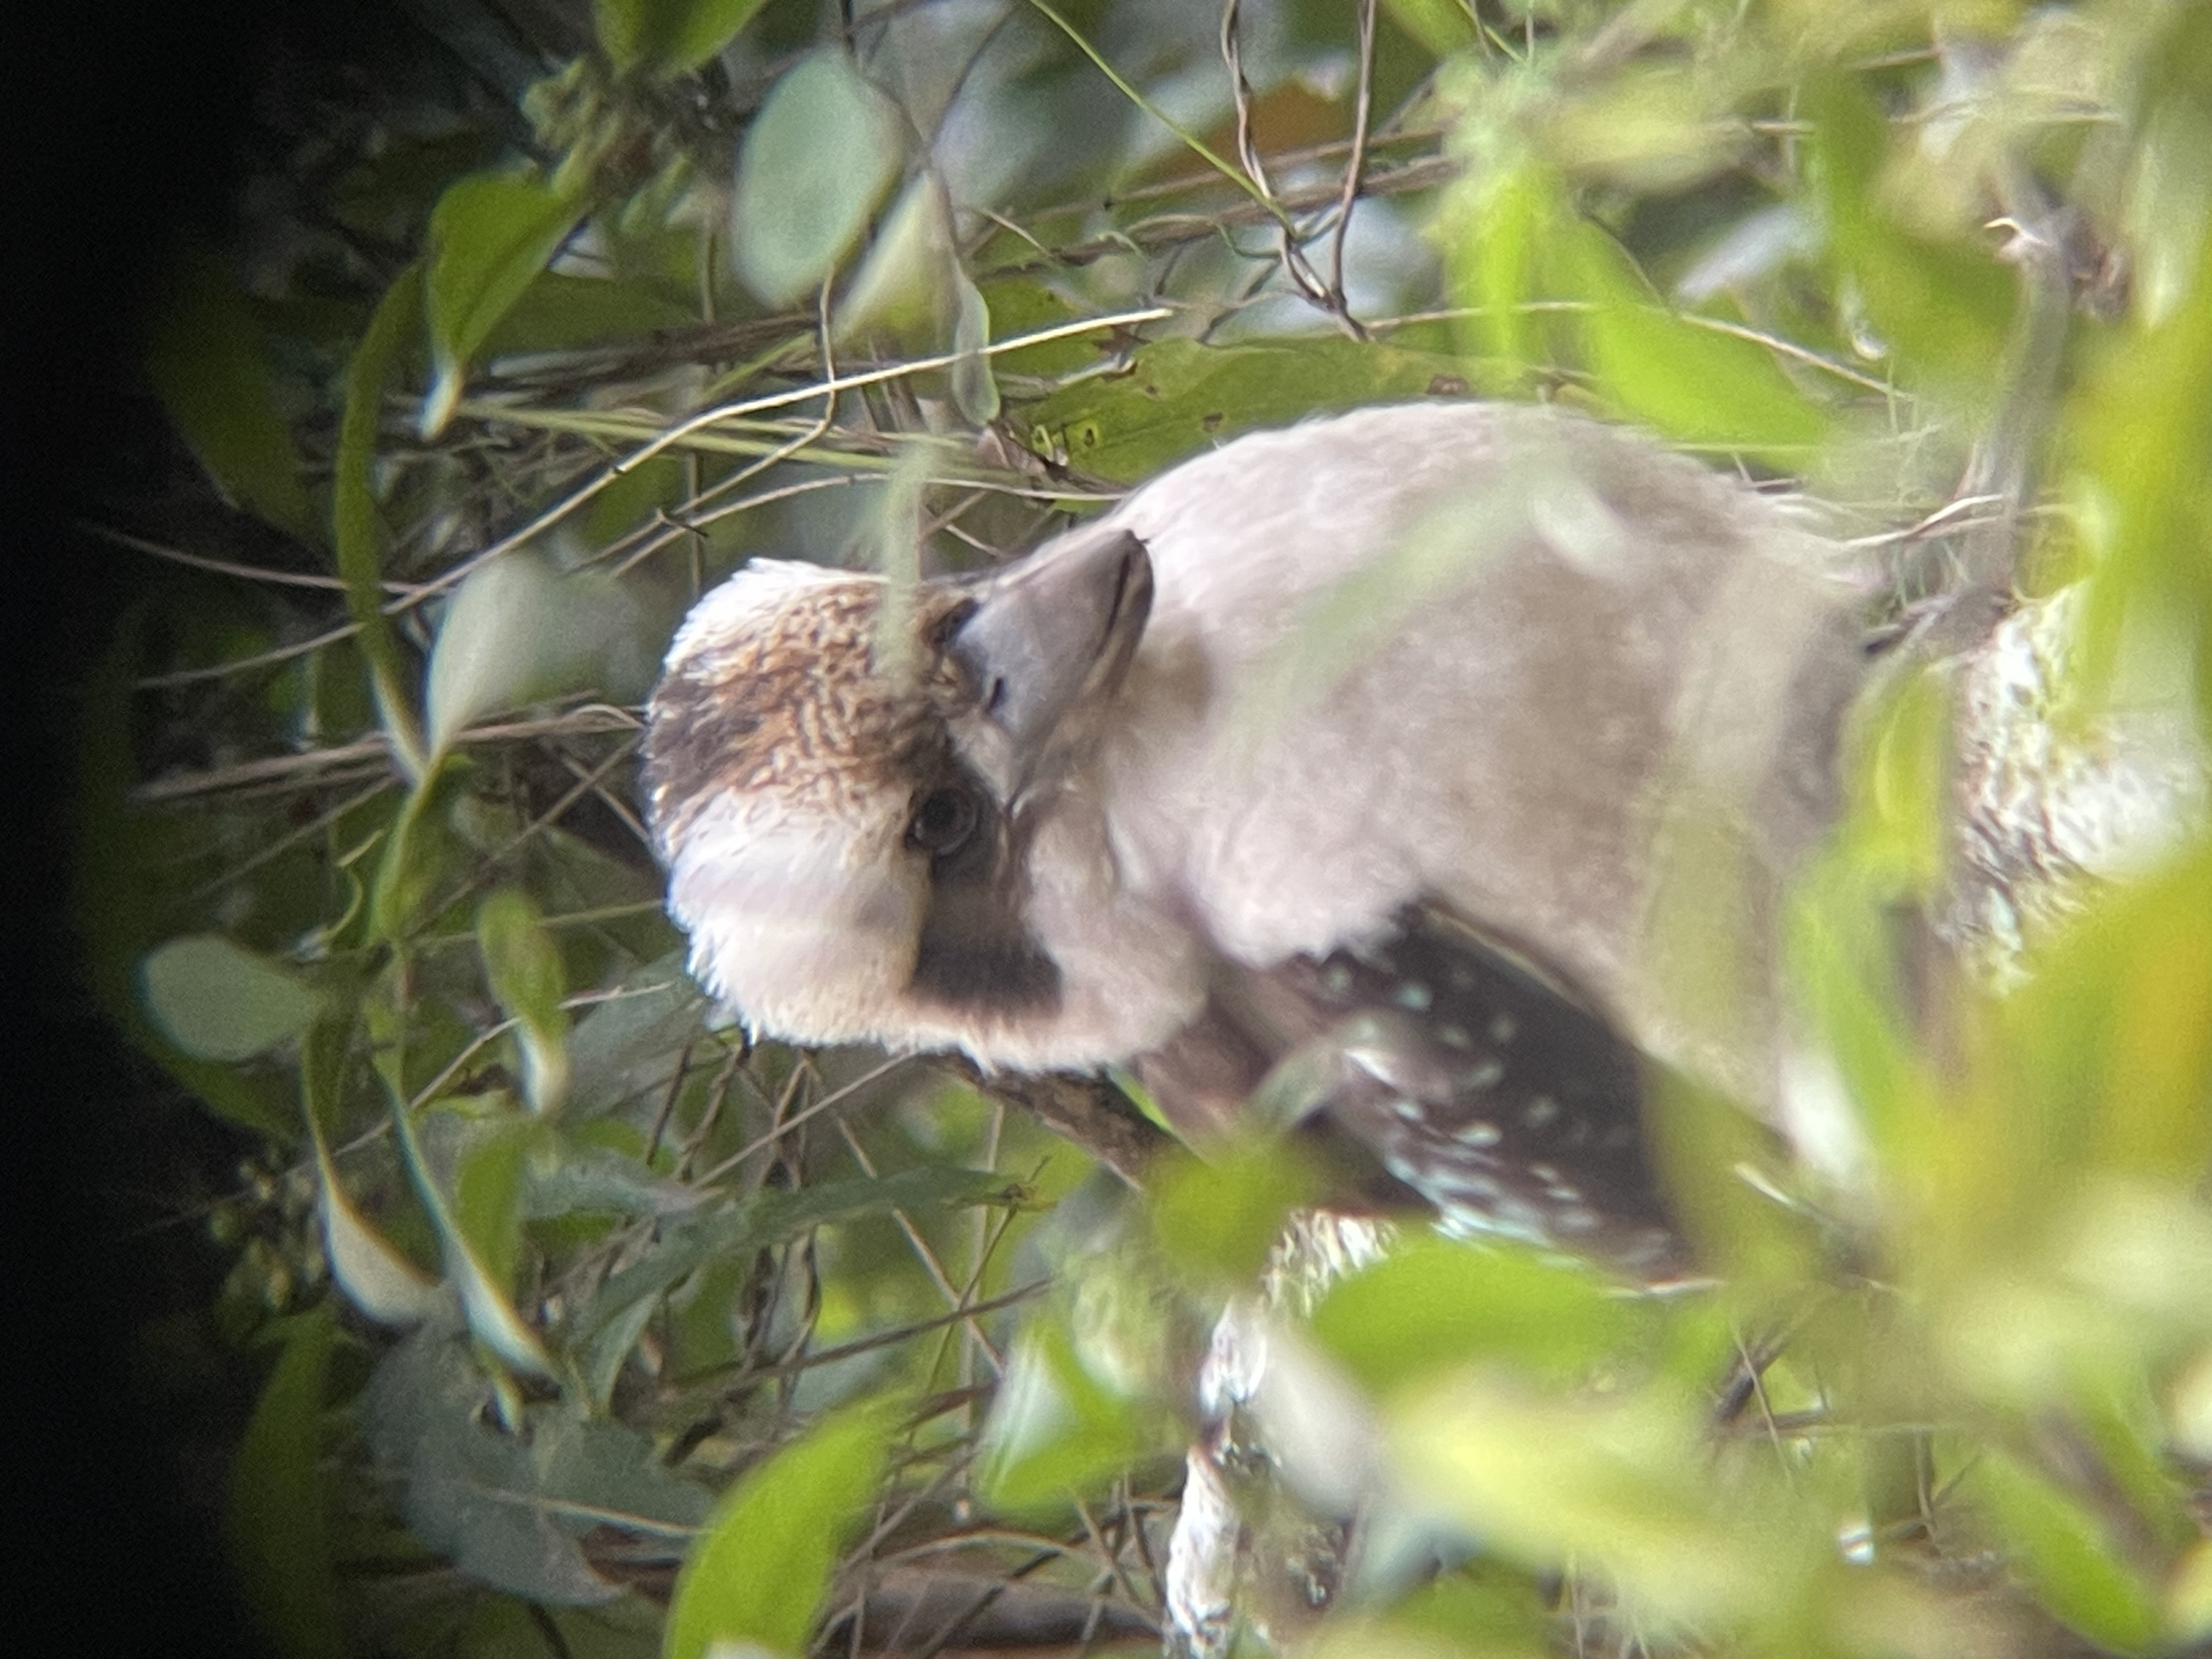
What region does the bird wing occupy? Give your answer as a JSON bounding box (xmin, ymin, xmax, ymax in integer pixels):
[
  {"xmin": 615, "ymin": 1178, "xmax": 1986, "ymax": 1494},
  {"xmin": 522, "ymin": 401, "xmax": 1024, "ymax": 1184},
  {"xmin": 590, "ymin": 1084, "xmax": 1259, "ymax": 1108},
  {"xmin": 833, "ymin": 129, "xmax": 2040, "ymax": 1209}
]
[{"xmin": 1132, "ymin": 900, "xmax": 1686, "ymax": 1276}]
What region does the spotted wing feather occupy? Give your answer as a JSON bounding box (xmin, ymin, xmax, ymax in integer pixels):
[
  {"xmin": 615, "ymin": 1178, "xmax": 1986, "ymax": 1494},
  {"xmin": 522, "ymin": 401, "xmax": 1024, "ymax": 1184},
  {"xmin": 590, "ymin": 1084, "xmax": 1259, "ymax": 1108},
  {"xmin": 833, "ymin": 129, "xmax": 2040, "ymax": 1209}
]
[{"xmin": 1137, "ymin": 905, "xmax": 1684, "ymax": 1276}]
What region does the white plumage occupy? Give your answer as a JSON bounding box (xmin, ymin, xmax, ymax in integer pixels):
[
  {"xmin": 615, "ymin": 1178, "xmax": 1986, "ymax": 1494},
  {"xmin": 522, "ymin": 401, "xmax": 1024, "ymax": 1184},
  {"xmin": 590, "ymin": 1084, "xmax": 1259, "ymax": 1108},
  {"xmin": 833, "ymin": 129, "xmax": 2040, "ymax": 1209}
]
[
  {"xmin": 646, "ymin": 403, "xmax": 1870, "ymax": 1136},
  {"xmin": 642, "ymin": 397, "xmax": 2205, "ymax": 1658}
]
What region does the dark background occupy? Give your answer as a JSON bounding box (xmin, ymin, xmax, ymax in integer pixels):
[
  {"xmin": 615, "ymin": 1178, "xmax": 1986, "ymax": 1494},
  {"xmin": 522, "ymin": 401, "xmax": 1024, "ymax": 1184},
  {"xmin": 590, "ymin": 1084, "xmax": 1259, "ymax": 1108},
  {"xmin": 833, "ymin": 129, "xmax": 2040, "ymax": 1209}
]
[{"xmin": 20, "ymin": 3, "xmax": 288, "ymax": 1649}]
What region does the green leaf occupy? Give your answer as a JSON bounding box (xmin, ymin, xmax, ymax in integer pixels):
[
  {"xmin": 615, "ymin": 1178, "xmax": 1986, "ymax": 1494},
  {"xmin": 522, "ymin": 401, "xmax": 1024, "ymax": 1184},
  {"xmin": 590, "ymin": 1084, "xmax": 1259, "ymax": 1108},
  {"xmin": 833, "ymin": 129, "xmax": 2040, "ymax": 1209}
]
[
  {"xmin": 452, "ymin": 1114, "xmax": 533, "ymax": 1298},
  {"xmin": 731, "ymin": 52, "xmax": 902, "ymax": 306},
  {"xmin": 1379, "ymin": 0, "xmax": 1479, "ymax": 59},
  {"xmin": 334, "ymin": 266, "xmax": 430, "ymax": 780},
  {"xmin": 2005, "ymin": 845, "xmax": 2212, "ymax": 1184},
  {"xmin": 1148, "ymin": 1137, "xmax": 1320, "ymax": 1288},
  {"xmin": 1976, "ymin": 1448, "xmax": 2165, "ymax": 1655},
  {"xmin": 422, "ymin": 549, "xmax": 673, "ymax": 758},
  {"xmin": 971, "ymin": 278, "xmax": 1092, "ymax": 379},
  {"xmin": 565, "ymin": 949, "xmax": 707, "ymax": 1116},
  {"xmin": 517, "ymin": 1135, "xmax": 703, "ymax": 1221},
  {"xmin": 977, "ymin": 1314, "xmax": 1170, "ymax": 1514},
  {"xmin": 140, "ymin": 935, "xmax": 321, "ymax": 1062},
  {"xmin": 1443, "ymin": 149, "xmax": 1553, "ymax": 378},
  {"xmin": 302, "ymin": 1019, "xmax": 443, "ymax": 1325},
  {"xmin": 664, "ymin": 1395, "xmax": 902, "ymax": 1659},
  {"xmin": 1019, "ymin": 336, "xmax": 1502, "ymax": 484},
  {"xmin": 596, "ymin": 0, "xmax": 772, "ymax": 78},
  {"xmin": 951, "ymin": 270, "xmax": 998, "ymax": 424},
  {"xmin": 477, "ymin": 888, "xmax": 569, "ymax": 1114},
  {"xmin": 390, "ymin": 1086, "xmax": 556, "ymax": 1380},
  {"xmin": 225, "ymin": 1309, "xmax": 345, "ymax": 1659},
  {"xmin": 573, "ymin": 1166, "xmax": 1020, "ymax": 1353},
  {"xmin": 833, "ymin": 171, "xmax": 957, "ymax": 346},
  {"xmin": 1804, "ymin": 76, "xmax": 2012, "ymax": 397},
  {"xmin": 363, "ymin": 1325, "xmax": 710, "ymax": 1606},
  {"xmin": 146, "ymin": 250, "xmax": 315, "ymax": 542},
  {"xmin": 1389, "ymin": 1372, "xmax": 1807, "ymax": 1626},
  {"xmin": 368, "ymin": 774, "xmax": 468, "ymax": 944},
  {"xmin": 478, "ymin": 269, "xmax": 697, "ymax": 360},
  {"xmin": 420, "ymin": 171, "xmax": 587, "ymax": 437},
  {"xmin": 72, "ymin": 611, "xmax": 295, "ymax": 1137},
  {"xmin": 1562, "ymin": 225, "xmax": 1827, "ymax": 461},
  {"xmin": 1309, "ymin": 1234, "xmax": 1650, "ymax": 1396}
]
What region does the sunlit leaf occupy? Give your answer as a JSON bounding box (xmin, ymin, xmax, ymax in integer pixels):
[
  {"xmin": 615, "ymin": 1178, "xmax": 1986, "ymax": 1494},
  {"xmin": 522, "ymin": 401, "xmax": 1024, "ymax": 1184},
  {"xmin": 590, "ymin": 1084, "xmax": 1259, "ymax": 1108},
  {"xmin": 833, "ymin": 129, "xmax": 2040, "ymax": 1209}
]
[
  {"xmin": 1020, "ymin": 336, "xmax": 1501, "ymax": 484},
  {"xmin": 1310, "ymin": 1234, "xmax": 1651, "ymax": 1395},
  {"xmin": 1805, "ymin": 76, "xmax": 2013, "ymax": 397},
  {"xmin": 1563, "ymin": 225, "xmax": 1828, "ymax": 461},
  {"xmin": 1974, "ymin": 1448, "xmax": 2165, "ymax": 1655},
  {"xmin": 420, "ymin": 172, "xmax": 586, "ymax": 437},
  {"xmin": 2170, "ymin": 1538, "xmax": 2212, "ymax": 1645},
  {"xmin": 1389, "ymin": 1372, "xmax": 1812, "ymax": 1628},
  {"xmin": 664, "ymin": 1395, "xmax": 901, "ymax": 1659},
  {"xmin": 140, "ymin": 935, "xmax": 321, "ymax": 1062},
  {"xmin": 596, "ymin": 0, "xmax": 772, "ymax": 78},
  {"xmin": 977, "ymin": 1316, "xmax": 1171, "ymax": 1513},
  {"xmin": 731, "ymin": 52, "xmax": 902, "ymax": 306},
  {"xmin": 1149, "ymin": 1137, "xmax": 1320, "ymax": 1289},
  {"xmin": 1441, "ymin": 143, "xmax": 1552, "ymax": 377}
]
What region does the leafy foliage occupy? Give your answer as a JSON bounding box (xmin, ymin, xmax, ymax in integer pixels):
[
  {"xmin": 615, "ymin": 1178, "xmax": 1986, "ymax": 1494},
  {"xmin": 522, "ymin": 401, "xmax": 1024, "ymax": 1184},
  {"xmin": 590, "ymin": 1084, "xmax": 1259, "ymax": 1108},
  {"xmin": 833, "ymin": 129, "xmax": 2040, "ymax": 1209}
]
[{"xmin": 85, "ymin": 2, "xmax": 2212, "ymax": 1657}]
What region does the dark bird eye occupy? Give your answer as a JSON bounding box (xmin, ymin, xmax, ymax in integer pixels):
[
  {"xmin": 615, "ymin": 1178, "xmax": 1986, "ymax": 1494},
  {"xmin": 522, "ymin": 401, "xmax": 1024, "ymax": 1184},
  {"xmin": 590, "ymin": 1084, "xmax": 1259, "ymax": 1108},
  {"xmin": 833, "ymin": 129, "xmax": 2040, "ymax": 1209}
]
[
  {"xmin": 926, "ymin": 599, "xmax": 978, "ymax": 653},
  {"xmin": 908, "ymin": 786, "xmax": 979, "ymax": 855}
]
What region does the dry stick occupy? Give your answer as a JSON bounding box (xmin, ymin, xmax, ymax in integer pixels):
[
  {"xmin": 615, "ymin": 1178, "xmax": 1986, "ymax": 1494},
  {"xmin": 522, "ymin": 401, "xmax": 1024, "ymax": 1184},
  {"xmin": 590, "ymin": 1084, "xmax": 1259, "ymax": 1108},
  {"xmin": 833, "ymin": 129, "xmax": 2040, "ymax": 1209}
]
[
  {"xmin": 612, "ymin": 279, "xmax": 845, "ymax": 590},
  {"xmin": 834, "ymin": 1115, "xmax": 1007, "ymax": 1376},
  {"xmin": 1218, "ymin": 0, "xmax": 1347, "ymax": 330},
  {"xmin": 173, "ymin": 775, "xmax": 398, "ymax": 911},
  {"xmin": 85, "ymin": 522, "xmax": 421, "ymax": 594},
  {"xmin": 687, "ymin": 1054, "xmax": 913, "ymax": 1188},
  {"xmin": 129, "ymin": 309, "xmax": 1167, "ymax": 697},
  {"xmin": 133, "ymin": 705, "xmax": 640, "ymax": 803},
  {"xmin": 393, "ymin": 304, "xmax": 1173, "ymax": 614},
  {"xmin": 1327, "ymin": 0, "xmax": 1381, "ymax": 330},
  {"xmin": 539, "ymin": 738, "xmax": 654, "ymax": 851},
  {"xmin": 992, "ymin": 153, "xmax": 1460, "ymax": 279},
  {"xmin": 1069, "ymin": 1494, "xmax": 1157, "ymax": 1626}
]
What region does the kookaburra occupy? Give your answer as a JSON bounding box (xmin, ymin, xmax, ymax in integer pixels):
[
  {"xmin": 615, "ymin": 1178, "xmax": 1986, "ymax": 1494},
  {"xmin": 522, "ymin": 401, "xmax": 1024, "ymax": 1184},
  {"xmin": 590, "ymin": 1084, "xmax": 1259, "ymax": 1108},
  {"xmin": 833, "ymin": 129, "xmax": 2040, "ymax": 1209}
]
[{"xmin": 641, "ymin": 400, "xmax": 1893, "ymax": 1272}]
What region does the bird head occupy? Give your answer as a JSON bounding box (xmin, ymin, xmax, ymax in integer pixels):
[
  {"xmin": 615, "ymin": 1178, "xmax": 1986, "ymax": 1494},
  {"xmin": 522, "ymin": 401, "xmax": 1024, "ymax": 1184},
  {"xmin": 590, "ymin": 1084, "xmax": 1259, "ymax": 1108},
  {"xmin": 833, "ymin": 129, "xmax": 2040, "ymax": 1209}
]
[{"xmin": 643, "ymin": 527, "xmax": 1205, "ymax": 1069}]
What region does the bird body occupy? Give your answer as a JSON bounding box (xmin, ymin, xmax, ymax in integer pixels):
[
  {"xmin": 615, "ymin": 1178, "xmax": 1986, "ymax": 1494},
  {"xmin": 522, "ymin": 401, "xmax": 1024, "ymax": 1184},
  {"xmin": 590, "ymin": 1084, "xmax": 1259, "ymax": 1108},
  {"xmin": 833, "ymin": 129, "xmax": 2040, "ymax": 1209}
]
[
  {"xmin": 645, "ymin": 400, "xmax": 1878, "ymax": 1263},
  {"xmin": 644, "ymin": 398, "xmax": 2199, "ymax": 1659}
]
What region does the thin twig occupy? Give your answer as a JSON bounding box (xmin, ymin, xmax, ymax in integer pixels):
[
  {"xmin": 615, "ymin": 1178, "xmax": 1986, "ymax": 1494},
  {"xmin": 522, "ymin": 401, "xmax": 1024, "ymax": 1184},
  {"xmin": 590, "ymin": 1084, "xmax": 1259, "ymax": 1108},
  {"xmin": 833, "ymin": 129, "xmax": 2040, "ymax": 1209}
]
[{"xmin": 132, "ymin": 706, "xmax": 640, "ymax": 803}]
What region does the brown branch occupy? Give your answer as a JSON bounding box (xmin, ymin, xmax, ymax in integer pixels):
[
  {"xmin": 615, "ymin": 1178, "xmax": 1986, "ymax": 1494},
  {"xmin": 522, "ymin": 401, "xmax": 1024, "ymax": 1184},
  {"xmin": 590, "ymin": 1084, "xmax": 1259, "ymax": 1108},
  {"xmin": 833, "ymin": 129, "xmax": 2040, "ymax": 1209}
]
[{"xmin": 939, "ymin": 1059, "xmax": 1171, "ymax": 1187}]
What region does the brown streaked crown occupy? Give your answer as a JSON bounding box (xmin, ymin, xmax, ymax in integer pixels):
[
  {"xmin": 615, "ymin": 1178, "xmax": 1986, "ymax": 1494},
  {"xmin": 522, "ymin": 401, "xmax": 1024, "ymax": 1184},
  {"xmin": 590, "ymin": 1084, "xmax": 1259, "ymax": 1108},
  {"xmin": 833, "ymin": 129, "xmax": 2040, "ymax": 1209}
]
[{"xmin": 642, "ymin": 568, "xmax": 977, "ymax": 852}]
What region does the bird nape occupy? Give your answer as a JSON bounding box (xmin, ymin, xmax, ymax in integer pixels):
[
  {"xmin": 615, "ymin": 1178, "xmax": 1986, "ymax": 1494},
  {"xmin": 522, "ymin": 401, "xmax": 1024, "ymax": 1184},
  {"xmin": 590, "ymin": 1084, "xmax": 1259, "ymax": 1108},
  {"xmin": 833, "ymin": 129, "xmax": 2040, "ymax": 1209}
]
[{"xmin": 641, "ymin": 398, "xmax": 1878, "ymax": 1269}]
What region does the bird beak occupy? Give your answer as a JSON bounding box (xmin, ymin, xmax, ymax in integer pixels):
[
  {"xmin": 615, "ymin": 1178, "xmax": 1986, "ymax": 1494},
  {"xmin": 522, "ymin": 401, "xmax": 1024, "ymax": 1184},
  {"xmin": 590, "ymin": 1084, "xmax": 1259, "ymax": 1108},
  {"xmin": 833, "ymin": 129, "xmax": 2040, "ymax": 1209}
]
[{"xmin": 950, "ymin": 528, "xmax": 1153, "ymax": 799}]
